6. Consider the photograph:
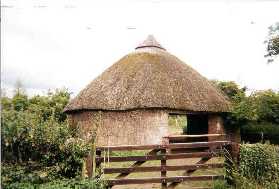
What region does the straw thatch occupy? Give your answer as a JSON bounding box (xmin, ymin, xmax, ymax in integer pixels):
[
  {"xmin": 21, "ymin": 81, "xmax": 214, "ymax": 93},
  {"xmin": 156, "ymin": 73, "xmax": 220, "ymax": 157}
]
[{"xmin": 64, "ymin": 35, "xmax": 231, "ymax": 113}]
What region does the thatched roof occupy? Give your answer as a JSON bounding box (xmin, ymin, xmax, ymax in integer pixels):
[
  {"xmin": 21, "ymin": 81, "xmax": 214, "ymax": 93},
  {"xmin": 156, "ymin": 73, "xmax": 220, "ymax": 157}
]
[{"xmin": 64, "ymin": 35, "xmax": 231, "ymax": 113}]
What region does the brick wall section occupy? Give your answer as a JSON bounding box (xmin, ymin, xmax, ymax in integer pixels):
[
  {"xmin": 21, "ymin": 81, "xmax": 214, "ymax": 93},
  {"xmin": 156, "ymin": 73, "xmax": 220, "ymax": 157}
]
[
  {"xmin": 207, "ymin": 114, "xmax": 241, "ymax": 143},
  {"xmin": 208, "ymin": 114, "xmax": 225, "ymax": 141},
  {"xmin": 68, "ymin": 109, "xmax": 169, "ymax": 146}
]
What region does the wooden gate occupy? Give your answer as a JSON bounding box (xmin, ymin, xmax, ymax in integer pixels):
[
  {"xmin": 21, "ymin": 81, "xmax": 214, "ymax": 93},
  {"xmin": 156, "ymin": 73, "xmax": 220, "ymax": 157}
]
[{"xmin": 94, "ymin": 134, "xmax": 238, "ymax": 188}]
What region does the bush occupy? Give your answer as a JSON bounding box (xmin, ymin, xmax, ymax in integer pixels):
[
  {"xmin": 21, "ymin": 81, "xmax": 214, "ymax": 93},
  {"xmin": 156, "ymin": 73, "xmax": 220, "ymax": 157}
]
[
  {"xmin": 212, "ymin": 180, "xmax": 232, "ymax": 189},
  {"xmin": 1, "ymin": 163, "xmax": 106, "ymax": 189},
  {"xmin": 1, "ymin": 110, "xmax": 90, "ymax": 177},
  {"xmin": 57, "ymin": 138, "xmax": 90, "ymax": 178},
  {"xmin": 224, "ymin": 143, "xmax": 279, "ymax": 188},
  {"xmin": 1, "ymin": 163, "xmax": 55, "ymax": 187},
  {"xmin": 1, "ymin": 88, "xmax": 92, "ymax": 178},
  {"xmin": 239, "ymin": 143, "xmax": 279, "ymax": 186},
  {"xmin": 3, "ymin": 178, "xmax": 106, "ymax": 189},
  {"xmin": 38, "ymin": 178, "xmax": 107, "ymax": 189},
  {"xmin": 1, "ymin": 89, "xmax": 72, "ymax": 163}
]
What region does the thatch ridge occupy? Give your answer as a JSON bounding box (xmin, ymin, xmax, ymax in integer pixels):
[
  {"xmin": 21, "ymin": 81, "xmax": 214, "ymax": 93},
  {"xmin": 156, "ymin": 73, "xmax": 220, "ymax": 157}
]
[
  {"xmin": 136, "ymin": 35, "xmax": 166, "ymax": 50},
  {"xmin": 64, "ymin": 46, "xmax": 231, "ymax": 113}
]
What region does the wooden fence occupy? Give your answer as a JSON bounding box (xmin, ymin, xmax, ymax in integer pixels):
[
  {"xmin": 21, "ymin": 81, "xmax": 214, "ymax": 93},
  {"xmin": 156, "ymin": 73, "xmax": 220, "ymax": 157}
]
[{"xmin": 94, "ymin": 134, "xmax": 238, "ymax": 189}]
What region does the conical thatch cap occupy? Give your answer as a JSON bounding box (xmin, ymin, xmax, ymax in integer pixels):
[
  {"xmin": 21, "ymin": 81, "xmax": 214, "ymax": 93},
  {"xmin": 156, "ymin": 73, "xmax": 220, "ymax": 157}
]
[
  {"xmin": 136, "ymin": 35, "xmax": 166, "ymax": 50},
  {"xmin": 64, "ymin": 35, "xmax": 231, "ymax": 113}
]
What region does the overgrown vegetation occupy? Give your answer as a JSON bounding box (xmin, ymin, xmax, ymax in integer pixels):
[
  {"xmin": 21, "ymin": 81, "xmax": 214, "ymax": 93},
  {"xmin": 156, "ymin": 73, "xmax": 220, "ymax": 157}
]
[
  {"xmin": 265, "ymin": 22, "xmax": 279, "ymax": 63},
  {"xmin": 1, "ymin": 85, "xmax": 106, "ymax": 188},
  {"xmin": 212, "ymin": 81, "xmax": 279, "ymax": 144},
  {"xmin": 241, "ymin": 122, "xmax": 279, "ymax": 144},
  {"xmin": 223, "ymin": 143, "xmax": 279, "ymax": 189},
  {"xmin": 212, "ymin": 180, "xmax": 232, "ymax": 189},
  {"xmin": 1, "ymin": 163, "xmax": 106, "ymax": 189},
  {"xmin": 239, "ymin": 144, "xmax": 279, "ymax": 185}
]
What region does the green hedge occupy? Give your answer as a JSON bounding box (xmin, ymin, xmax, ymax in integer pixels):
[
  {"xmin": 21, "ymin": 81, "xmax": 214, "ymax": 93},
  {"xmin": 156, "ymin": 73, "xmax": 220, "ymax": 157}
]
[
  {"xmin": 225, "ymin": 143, "xmax": 279, "ymax": 188},
  {"xmin": 1, "ymin": 164, "xmax": 107, "ymax": 189},
  {"xmin": 239, "ymin": 143, "xmax": 279, "ymax": 185},
  {"xmin": 212, "ymin": 180, "xmax": 232, "ymax": 189},
  {"xmin": 2, "ymin": 178, "xmax": 106, "ymax": 189},
  {"xmin": 241, "ymin": 122, "xmax": 279, "ymax": 144}
]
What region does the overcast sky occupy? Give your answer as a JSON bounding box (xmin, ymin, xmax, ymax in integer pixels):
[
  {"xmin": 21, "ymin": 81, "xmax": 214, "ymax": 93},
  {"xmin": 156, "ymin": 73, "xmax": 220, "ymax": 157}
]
[{"xmin": 1, "ymin": 0, "xmax": 279, "ymax": 97}]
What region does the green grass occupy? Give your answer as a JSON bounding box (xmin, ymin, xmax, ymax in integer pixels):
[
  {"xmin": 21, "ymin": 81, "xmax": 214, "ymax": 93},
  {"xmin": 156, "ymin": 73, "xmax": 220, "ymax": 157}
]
[{"xmin": 168, "ymin": 120, "xmax": 184, "ymax": 135}]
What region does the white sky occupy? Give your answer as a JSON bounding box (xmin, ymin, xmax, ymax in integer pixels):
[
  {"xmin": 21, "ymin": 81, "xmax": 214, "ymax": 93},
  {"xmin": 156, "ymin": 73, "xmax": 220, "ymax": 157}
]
[{"xmin": 1, "ymin": 0, "xmax": 279, "ymax": 97}]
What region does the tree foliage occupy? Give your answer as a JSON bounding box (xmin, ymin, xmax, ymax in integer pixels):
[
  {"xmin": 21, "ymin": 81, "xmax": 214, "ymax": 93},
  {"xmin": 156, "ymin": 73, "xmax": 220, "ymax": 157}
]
[
  {"xmin": 265, "ymin": 22, "xmax": 279, "ymax": 63},
  {"xmin": 1, "ymin": 88, "xmax": 91, "ymax": 183},
  {"xmin": 213, "ymin": 80, "xmax": 279, "ymax": 143},
  {"xmin": 211, "ymin": 80, "xmax": 246, "ymax": 102},
  {"xmin": 1, "ymin": 164, "xmax": 106, "ymax": 189}
]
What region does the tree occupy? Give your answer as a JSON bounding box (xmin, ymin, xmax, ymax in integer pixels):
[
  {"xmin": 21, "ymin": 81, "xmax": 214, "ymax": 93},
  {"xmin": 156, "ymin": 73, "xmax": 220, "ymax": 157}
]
[
  {"xmin": 10, "ymin": 79, "xmax": 28, "ymax": 111},
  {"xmin": 211, "ymin": 80, "xmax": 246, "ymax": 103},
  {"xmin": 211, "ymin": 80, "xmax": 249, "ymax": 127},
  {"xmin": 252, "ymin": 90, "xmax": 279, "ymax": 124},
  {"xmin": 265, "ymin": 22, "xmax": 279, "ymax": 63},
  {"xmin": 14, "ymin": 79, "xmax": 26, "ymax": 96}
]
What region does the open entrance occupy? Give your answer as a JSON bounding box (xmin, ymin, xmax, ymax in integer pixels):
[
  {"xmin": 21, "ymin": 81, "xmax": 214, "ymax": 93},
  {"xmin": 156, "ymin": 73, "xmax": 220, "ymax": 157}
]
[
  {"xmin": 186, "ymin": 114, "xmax": 208, "ymax": 135},
  {"xmin": 186, "ymin": 114, "xmax": 208, "ymax": 142},
  {"xmin": 168, "ymin": 113, "xmax": 209, "ymax": 141},
  {"xmin": 168, "ymin": 114, "xmax": 187, "ymax": 135},
  {"xmin": 168, "ymin": 114, "xmax": 208, "ymax": 134}
]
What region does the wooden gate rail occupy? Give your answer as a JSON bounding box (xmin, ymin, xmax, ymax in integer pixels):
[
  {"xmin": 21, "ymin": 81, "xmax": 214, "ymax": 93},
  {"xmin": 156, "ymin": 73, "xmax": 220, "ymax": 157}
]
[
  {"xmin": 96, "ymin": 151, "xmax": 222, "ymax": 162},
  {"xmin": 163, "ymin": 134, "xmax": 226, "ymax": 143},
  {"xmin": 104, "ymin": 163, "xmax": 224, "ymax": 174},
  {"xmin": 163, "ymin": 134, "xmax": 225, "ymax": 141},
  {"xmin": 107, "ymin": 175, "xmax": 224, "ymax": 185},
  {"xmin": 164, "ymin": 134, "xmax": 225, "ymax": 139},
  {"xmin": 96, "ymin": 140, "xmax": 231, "ymax": 151}
]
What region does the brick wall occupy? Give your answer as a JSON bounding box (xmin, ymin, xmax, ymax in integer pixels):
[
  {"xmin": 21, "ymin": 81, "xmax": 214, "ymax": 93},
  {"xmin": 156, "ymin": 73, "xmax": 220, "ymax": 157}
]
[
  {"xmin": 208, "ymin": 114, "xmax": 225, "ymax": 141},
  {"xmin": 207, "ymin": 114, "xmax": 241, "ymax": 143},
  {"xmin": 68, "ymin": 109, "xmax": 169, "ymax": 146}
]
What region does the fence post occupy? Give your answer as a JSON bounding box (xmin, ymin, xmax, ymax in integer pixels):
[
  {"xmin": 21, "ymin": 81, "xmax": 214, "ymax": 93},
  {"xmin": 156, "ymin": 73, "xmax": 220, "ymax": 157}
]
[
  {"xmin": 224, "ymin": 142, "xmax": 238, "ymax": 186},
  {"xmin": 231, "ymin": 142, "xmax": 240, "ymax": 163},
  {"xmin": 96, "ymin": 149, "xmax": 102, "ymax": 177},
  {"xmin": 161, "ymin": 148, "xmax": 167, "ymax": 189},
  {"xmin": 162, "ymin": 137, "xmax": 170, "ymax": 153}
]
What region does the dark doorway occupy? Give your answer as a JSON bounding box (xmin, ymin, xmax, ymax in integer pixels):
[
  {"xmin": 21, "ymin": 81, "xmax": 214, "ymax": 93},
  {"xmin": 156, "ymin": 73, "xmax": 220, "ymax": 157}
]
[{"xmin": 186, "ymin": 114, "xmax": 208, "ymax": 135}]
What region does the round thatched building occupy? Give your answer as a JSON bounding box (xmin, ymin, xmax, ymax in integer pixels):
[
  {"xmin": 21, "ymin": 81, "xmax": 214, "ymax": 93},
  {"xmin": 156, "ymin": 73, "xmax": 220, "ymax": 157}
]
[{"xmin": 64, "ymin": 35, "xmax": 240, "ymax": 146}]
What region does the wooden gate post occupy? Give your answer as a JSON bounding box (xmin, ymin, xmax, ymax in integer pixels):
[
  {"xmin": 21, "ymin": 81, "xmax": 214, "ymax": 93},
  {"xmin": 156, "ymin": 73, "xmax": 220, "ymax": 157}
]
[
  {"xmin": 95, "ymin": 149, "xmax": 102, "ymax": 177},
  {"xmin": 161, "ymin": 148, "xmax": 167, "ymax": 189},
  {"xmin": 231, "ymin": 142, "xmax": 240, "ymax": 163}
]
